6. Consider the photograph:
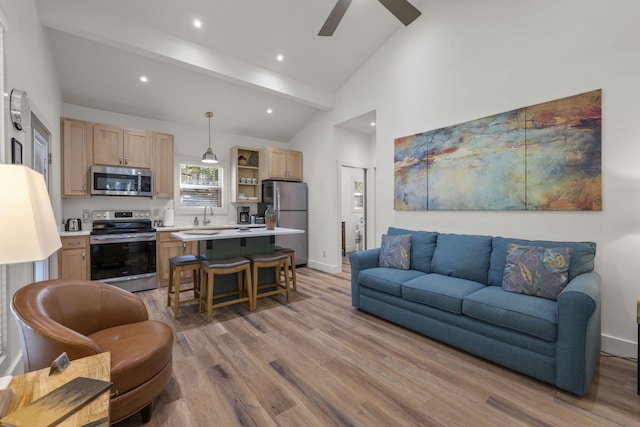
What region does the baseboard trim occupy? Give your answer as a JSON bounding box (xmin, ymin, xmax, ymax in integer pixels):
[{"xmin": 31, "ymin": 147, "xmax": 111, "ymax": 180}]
[
  {"xmin": 601, "ymin": 334, "xmax": 636, "ymax": 359},
  {"xmin": 307, "ymin": 260, "xmax": 341, "ymax": 274}
]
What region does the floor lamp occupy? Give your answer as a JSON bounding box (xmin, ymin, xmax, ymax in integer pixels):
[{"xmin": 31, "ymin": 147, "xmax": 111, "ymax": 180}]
[{"xmin": 0, "ymin": 164, "xmax": 61, "ymax": 266}]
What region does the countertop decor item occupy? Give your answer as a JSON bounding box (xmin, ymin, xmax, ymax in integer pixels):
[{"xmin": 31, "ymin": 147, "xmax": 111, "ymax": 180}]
[
  {"xmin": 238, "ymin": 155, "xmax": 248, "ymax": 166},
  {"xmin": 202, "ymin": 112, "xmax": 218, "ymax": 164},
  {"xmin": 265, "ymin": 205, "xmax": 277, "ymax": 230}
]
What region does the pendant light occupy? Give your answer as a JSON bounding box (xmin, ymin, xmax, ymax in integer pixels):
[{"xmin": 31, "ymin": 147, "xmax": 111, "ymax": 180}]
[{"xmin": 202, "ymin": 111, "xmax": 218, "ymax": 163}]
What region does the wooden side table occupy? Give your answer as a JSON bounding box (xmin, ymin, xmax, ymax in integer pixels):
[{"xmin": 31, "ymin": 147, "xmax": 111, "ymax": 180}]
[{"xmin": 4, "ymin": 352, "xmax": 111, "ymax": 426}]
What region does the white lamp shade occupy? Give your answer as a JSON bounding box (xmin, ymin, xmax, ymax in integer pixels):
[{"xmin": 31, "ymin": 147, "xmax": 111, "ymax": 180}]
[{"xmin": 0, "ymin": 165, "xmax": 62, "ymax": 264}]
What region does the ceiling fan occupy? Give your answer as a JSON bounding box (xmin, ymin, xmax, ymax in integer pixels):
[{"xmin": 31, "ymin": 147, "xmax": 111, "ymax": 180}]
[{"xmin": 319, "ymin": 0, "xmax": 422, "ymax": 36}]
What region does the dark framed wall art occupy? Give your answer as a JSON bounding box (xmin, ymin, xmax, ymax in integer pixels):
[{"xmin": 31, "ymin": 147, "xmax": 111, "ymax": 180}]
[{"xmin": 11, "ymin": 138, "xmax": 23, "ymax": 164}]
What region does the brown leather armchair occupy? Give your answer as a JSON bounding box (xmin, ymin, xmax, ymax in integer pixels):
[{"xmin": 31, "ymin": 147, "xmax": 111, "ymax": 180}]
[{"xmin": 11, "ymin": 279, "xmax": 173, "ymax": 423}]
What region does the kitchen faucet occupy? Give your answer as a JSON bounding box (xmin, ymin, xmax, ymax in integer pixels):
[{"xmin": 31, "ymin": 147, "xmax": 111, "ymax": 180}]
[{"xmin": 203, "ymin": 206, "xmax": 214, "ymax": 225}]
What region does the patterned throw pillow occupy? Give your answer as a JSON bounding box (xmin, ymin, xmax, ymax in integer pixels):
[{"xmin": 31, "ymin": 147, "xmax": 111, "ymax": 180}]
[
  {"xmin": 378, "ymin": 234, "xmax": 412, "ymax": 270},
  {"xmin": 502, "ymin": 244, "xmax": 572, "ymax": 301}
]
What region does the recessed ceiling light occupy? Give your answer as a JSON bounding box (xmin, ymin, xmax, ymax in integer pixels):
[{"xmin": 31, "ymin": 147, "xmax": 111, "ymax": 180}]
[
  {"xmin": 267, "ymin": 108, "xmax": 273, "ymax": 114},
  {"xmin": 193, "ymin": 19, "xmax": 202, "ymax": 28},
  {"xmin": 139, "ymin": 76, "xmax": 148, "ymax": 83},
  {"xmin": 276, "ymin": 54, "xmax": 284, "ymax": 62},
  {"xmin": 370, "ymin": 122, "xmax": 376, "ymax": 127}
]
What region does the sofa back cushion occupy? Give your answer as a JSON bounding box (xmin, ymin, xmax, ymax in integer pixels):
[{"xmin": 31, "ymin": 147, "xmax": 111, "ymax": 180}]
[
  {"xmin": 488, "ymin": 237, "xmax": 596, "ymax": 286},
  {"xmin": 388, "ymin": 227, "xmax": 438, "ymax": 273},
  {"xmin": 431, "ymin": 233, "xmax": 493, "ymax": 284}
]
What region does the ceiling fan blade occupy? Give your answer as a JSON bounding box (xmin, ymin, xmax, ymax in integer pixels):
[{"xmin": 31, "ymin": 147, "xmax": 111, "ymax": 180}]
[
  {"xmin": 377, "ymin": 0, "xmax": 422, "ymax": 26},
  {"xmin": 318, "ymin": 0, "xmax": 352, "ymax": 36}
]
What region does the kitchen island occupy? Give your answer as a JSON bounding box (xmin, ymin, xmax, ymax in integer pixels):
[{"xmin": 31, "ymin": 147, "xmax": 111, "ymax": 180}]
[
  {"xmin": 170, "ymin": 226, "xmax": 304, "ymax": 259},
  {"xmin": 170, "ymin": 227, "xmax": 304, "ymax": 301}
]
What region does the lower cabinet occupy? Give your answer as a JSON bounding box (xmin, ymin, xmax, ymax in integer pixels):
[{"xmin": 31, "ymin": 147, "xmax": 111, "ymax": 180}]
[
  {"xmin": 58, "ymin": 236, "xmax": 90, "ymax": 280},
  {"xmin": 156, "ymin": 231, "xmax": 198, "ymax": 288}
]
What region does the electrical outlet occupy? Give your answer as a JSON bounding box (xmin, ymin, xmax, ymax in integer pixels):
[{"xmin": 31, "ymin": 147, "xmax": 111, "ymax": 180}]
[
  {"xmin": 322, "ymin": 250, "xmax": 326, "ymax": 257},
  {"xmin": 82, "ymin": 209, "xmax": 90, "ymax": 222},
  {"xmin": 153, "ymin": 208, "xmax": 160, "ymax": 217}
]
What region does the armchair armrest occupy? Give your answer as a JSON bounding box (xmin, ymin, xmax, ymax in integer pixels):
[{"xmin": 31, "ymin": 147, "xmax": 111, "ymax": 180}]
[
  {"xmin": 349, "ymin": 248, "xmax": 381, "ymax": 307},
  {"xmin": 12, "ymin": 306, "xmax": 104, "ymax": 371}
]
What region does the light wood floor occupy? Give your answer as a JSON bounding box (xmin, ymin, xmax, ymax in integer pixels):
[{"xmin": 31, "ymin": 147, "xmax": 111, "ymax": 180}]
[{"xmin": 115, "ymin": 257, "xmax": 640, "ymax": 426}]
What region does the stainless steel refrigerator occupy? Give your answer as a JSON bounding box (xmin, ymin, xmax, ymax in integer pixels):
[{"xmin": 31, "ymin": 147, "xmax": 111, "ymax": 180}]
[{"xmin": 261, "ymin": 180, "xmax": 308, "ymax": 265}]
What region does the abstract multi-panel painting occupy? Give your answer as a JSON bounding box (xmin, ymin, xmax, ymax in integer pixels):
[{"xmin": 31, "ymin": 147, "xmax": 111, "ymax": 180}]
[{"xmin": 394, "ymin": 90, "xmax": 602, "ymax": 211}]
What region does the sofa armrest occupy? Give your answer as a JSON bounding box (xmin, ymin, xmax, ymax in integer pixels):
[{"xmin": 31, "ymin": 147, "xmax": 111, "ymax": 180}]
[
  {"xmin": 349, "ymin": 248, "xmax": 381, "ymax": 307},
  {"xmin": 556, "ymin": 271, "xmax": 601, "ymax": 395}
]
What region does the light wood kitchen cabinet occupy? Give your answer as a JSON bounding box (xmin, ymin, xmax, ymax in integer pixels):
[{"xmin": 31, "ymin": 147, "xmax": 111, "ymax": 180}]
[
  {"xmin": 153, "ymin": 133, "xmax": 174, "ymax": 198},
  {"xmin": 156, "ymin": 231, "xmax": 198, "ymax": 288},
  {"xmin": 265, "ymin": 146, "xmax": 303, "ymax": 181},
  {"xmin": 93, "ymin": 124, "xmax": 152, "ymax": 169},
  {"xmin": 62, "ymin": 118, "xmax": 92, "ymax": 198},
  {"xmin": 231, "ymin": 146, "xmax": 262, "ymax": 203},
  {"xmin": 58, "ymin": 235, "xmax": 90, "ymax": 280}
]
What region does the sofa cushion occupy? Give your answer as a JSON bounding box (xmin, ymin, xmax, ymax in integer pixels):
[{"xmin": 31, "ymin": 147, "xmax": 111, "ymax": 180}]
[
  {"xmin": 431, "ymin": 233, "xmax": 493, "ymax": 284},
  {"xmin": 462, "ymin": 286, "xmax": 558, "ymax": 342},
  {"xmin": 402, "ymin": 274, "xmax": 486, "ymax": 314},
  {"xmin": 388, "ymin": 227, "xmax": 438, "ymax": 273},
  {"xmin": 378, "ymin": 234, "xmax": 412, "ymax": 269},
  {"xmin": 488, "ymin": 237, "xmax": 596, "ymax": 286},
  {"xmin": 359, "ymin": 267, "xmax": 425, "ymax": 296},
  {"xmin": 502, "ymin": 244, "xmax": 572, "ymax": 300}
]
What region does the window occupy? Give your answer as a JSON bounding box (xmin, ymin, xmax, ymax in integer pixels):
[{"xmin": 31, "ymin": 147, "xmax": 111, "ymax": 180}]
[
  {"xmin": 353, "ymin": 177, "xmax": 364, "ymax": 211},
  {"xmin": 179, "ymin": 163, "xmax": 223, "ymax": 208}
]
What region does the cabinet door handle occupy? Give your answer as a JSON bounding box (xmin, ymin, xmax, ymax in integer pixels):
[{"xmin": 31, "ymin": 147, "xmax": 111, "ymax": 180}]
[
  {"xmin": 119, "ymin": 155, "xmax": 123, "ymax": 164},
  {"xmin": 124, "ymin": 157, "xmax": 128, "ymax": 165},
  {"xmin": 83, "ymin": 184, "xmax": 87, "ymax": 193},
  {"xmin": 82, "ymin": 251, "xmax": 86, "ymax": 260},
  {"xmin": 68, "ymin": 241, "xmax": 81, "ymax": 246}
]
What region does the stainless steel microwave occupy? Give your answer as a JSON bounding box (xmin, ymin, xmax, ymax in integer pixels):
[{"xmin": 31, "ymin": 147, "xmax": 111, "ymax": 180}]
[{"xmin": 90, "ymin": 165, "xmax": 153, "ymax": 197}]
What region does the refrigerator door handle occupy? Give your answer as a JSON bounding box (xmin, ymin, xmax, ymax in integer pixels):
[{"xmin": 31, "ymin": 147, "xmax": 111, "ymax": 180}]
[{"xmin": 275, "ymin": 186, "xmax": 280, "ymax": 211}]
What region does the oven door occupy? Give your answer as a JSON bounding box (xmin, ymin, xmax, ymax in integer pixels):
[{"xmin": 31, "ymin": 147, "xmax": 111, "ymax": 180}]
[{"xmin": 90, "ymin": 233, "xmax": 156, "ymax": 290}]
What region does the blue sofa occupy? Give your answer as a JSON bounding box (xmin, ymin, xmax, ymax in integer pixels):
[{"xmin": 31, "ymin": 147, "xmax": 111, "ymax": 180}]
[{"xmin": 349, "ymin": 228, "xmax": 600, "ymax": 396}]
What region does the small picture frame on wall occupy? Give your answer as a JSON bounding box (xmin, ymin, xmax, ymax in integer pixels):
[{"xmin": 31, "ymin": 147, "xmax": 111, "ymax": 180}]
[{"xmin": 11, "ymin": 138, "xmax": 23, "ymax": 164}]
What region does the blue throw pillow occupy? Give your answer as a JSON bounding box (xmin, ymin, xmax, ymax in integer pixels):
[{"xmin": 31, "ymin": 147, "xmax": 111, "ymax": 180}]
[
  {"xmin": 502, "ymin": 244, "xmax": 572, "ymax": 300},
  {"xmin": 378, "ymin": 234, "xmax": 412, "ymax": 270}
]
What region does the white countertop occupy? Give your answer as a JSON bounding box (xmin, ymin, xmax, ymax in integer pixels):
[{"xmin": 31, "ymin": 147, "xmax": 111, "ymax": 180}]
[
  {"xmin": 59, "ymin": 223, "xmax": 265, "ymax": 236},
  {"xmin": 171, "ymin": 227, "xmax": 304, "ymax": 241},
  {"xmin": 156, "ymin": 223, "xmax": 265, "ymax": 232}
]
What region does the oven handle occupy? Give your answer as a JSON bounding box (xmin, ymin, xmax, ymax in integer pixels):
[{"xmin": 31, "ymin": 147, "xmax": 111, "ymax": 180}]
[{"xmin": 90, "ymin": 233, "xmax": 157, "ymax": 244}]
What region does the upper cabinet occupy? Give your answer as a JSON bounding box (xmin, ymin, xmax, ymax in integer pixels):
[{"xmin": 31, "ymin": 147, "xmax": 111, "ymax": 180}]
[
  {"xmin": 62, "ymin": 118, "xmax": 92, "ymax": 198},
  {"xmin": 231, "ymin": 146, "xmax": 262, "ymax": 203},
  {"xmin": 93, "ymin": 124, "xmax": 152, "ymax": 169},
  {"xmin": 61, "ymin": 117, "xmax": 173, "ymax": 198},
  {"xmin": 265, "ymin": 147, "xmax": 303, "ymax": 181},
  {"xmin": 154, "ymin": 133, "xmax": 174, "ymax": 199}
]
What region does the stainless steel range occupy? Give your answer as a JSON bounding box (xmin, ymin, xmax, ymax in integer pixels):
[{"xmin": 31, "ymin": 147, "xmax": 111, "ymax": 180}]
[{"xmin": 90, "ymin": 210, "xmax": 156, "ymax": 292}]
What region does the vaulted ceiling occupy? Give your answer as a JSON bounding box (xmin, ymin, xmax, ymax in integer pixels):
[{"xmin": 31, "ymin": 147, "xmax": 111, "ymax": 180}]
[{"xmin": 36, "ymin": 0, "xmax": 425, "ymax": 141}]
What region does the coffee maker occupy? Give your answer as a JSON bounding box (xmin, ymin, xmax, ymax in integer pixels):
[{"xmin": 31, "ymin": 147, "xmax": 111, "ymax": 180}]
[{"xmin": 237, "ymin": 206, "xmax": 251, "ymax": 224}]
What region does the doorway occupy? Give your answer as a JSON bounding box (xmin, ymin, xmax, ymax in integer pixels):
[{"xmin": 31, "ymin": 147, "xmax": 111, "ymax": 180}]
[
  {"xmin": 31, "ymin": 113, "xmax": 51, "ymax": 282},
  {"xmin": 340, "ymin": 165, "xmax": 367, "ymax": 255}
]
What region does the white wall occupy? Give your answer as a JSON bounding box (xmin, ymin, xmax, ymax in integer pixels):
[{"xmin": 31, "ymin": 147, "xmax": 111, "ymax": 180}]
[
  {"xmin": 294, "ymin": 0, "xmax": 640, "ymax": 357},
  {"xmin": 0, "ymin": 0, "xmax": 63, "ymax": 375}
]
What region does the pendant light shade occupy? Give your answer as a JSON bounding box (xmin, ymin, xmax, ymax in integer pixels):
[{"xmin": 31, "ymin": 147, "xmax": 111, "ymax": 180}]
[{"xmin": 202, "ymin": 111, "xmax": 218, "ymax": 164}]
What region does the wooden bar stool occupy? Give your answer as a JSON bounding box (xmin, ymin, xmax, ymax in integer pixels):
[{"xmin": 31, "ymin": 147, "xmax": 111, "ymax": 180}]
[
  {"xmin": 167, "ymin": 255, "xmax": 202, "ymax": 318},
  {"xmin": 201, "ymin": 257, "xmax": 252, "ymax": 323},
  {"xmin": 248, "ymin": 253, "xmax": 290, "ymax": 310},
  {"xmin": 275, "ymin": 246, "xmax": 297, "ymax": 291}
]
